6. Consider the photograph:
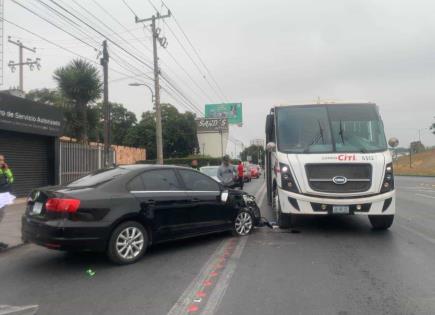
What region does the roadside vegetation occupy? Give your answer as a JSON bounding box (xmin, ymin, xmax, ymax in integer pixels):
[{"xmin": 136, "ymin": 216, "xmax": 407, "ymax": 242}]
[{"xmin": 394, "ymin": 148, "xmax": 435, "ymax": 176}]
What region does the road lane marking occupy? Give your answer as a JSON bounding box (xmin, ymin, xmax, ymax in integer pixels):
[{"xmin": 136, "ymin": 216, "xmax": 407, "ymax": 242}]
[
  {"xmin": 0, "ymin": 305, "xmax": 39, "ymax": 315},
  {"xmin": 166, "ymin": 184, "xmax": 266, "ymax": 315},
  {"xmin": 415, "ymin": 193, "xmax": 435, "ymax": 199},
  {"xmin": 200, "ymin": 237, "xmax": 248, "ymax": 315}
]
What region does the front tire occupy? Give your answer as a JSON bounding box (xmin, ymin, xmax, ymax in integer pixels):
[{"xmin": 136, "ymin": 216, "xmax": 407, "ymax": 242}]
[
  {"xmin": 233, "ymin": 211, "xmax": 254, "ymax": 236},
  {"xmin": 107, "ymin": 221, "xmax": 148, "ymax": 265},
  {"xmin": 369, "ymin": 215, "xmax": 394, "ymax": 230},
  {"xmin": 272, "ymin": 187, "xmax": 292, "ymax": 229}
]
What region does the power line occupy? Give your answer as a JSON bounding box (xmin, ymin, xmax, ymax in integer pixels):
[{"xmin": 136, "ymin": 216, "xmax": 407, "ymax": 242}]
[
  {"xmin": 10, "ymin": 0, "xmax": 98, "ymax": 51},
  {"xmin": 160, "ymin": 0, "xmax": 228, "ymax": 101},
  {"xmin": 46, "ymin": 0, "xmax": 154, "ymax": 72},
  {"xmin": 70, "ymin": 0, "xmax": 154, "ymax": 66},
  {"xmin": 0, "ymin": 17, "xmax": 145, "ymax": 81},
  {"xmin": 146, "ymin": 0, "xmax": 221, "ymax": 101},
  {"xmin": 121, "ymin": 0, "xmax": 138, "ymax": 17}
]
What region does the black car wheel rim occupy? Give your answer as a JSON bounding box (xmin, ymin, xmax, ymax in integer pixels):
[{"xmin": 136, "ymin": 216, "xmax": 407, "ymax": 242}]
[
  {"xmin": 235, "ymin": 212, "xmax": 253, "ymax": 235},
  {"xmin": 116, "ymin": 227, "xmax": 144, "ymax": 260}
]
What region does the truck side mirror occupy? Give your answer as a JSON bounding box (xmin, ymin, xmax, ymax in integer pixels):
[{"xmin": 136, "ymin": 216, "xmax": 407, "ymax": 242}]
[
  {"xmin": 266, "ymin": 142, "xmax": 276, "ymax": 152},
  {"xmin": 388, "ymin": 137, "xmax": 399, "ymax": 148}
]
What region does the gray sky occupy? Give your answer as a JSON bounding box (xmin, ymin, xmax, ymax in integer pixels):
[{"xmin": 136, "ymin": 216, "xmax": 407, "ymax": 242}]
[{"xmin": 2, "ymin": 0, "xmax": 435, "ymax": 152}]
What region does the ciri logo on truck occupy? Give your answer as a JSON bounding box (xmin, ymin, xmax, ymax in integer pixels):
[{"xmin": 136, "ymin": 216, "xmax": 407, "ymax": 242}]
[{"xmin": 321, "ymin": 154, "xmax": 355, "ymax": 161}]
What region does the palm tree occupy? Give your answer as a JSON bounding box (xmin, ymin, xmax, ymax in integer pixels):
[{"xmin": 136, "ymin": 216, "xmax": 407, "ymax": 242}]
[{"xmin": 54, "ymin": 59, "xmax": 102, "ymax": 143}]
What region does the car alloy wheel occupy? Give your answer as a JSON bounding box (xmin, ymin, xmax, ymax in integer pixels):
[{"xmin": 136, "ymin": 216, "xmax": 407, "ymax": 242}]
[
  {"xmin": 234, "ymin": 211, "xmax": 253, "ymax": 236},
  {"xmin": 115, "ymin": 226, "xmax": 145, "ymax": 260}
]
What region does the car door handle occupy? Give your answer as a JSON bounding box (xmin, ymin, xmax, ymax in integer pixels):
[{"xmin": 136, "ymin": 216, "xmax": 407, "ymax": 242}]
[
  {"xmin": 191, "ymin": 198, "xmax": 201, "ymax": 203},
  {"xmin": 144, "ymin": 200, "xmax": 156, "ymax": 205}
]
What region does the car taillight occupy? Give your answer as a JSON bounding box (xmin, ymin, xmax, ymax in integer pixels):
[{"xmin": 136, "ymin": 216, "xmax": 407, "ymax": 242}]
[{"xmin": 45, "ymin": 198, "xmax": 80, "ymax": 213}]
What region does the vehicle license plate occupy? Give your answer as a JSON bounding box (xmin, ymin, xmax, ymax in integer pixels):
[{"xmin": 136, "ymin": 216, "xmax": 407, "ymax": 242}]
[
  {"xmin": 332, "ymin": 205, "xmax": 349, "ymax": 214},
  {"xmin": 32, "ymin": 202, "xmax": 43, "ymax": 215}
]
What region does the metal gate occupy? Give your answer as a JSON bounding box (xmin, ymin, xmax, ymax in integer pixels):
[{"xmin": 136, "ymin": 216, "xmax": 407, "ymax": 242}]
[{"xmin": 59, "ymin": 142, "xmax": 115, "ymax": 185}]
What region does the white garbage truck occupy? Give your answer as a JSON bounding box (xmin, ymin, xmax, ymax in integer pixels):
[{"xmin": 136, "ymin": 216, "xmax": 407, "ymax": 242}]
[{"xmin": 265, "ymin": 102, "xmax": 395, "ymax": 230}]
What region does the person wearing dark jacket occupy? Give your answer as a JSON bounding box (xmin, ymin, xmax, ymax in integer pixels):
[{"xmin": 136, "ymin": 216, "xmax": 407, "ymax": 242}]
[{"xmin": 0, "ymin": 154, "xmax": 15, "ymax": 250}]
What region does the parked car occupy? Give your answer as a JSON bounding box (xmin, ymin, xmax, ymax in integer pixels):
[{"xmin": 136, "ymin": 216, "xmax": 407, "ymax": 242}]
[
  {"xmin": 22, "ymin": 165, "xmax": 261, "ymax": 265},
  {"xmin": 199, "ymin": 166, "xmax": 221, "ymax": 183},
  {"xmin": 200, "ymin": 165, "xmax": 244, "ymax": 189},
  {"xmin": 243, "ymin": 165, "xmax": 252, "ymax": 182},
  {"xmin": 250, "ymin": 165, "xmax": 259, "ymax": 179}
]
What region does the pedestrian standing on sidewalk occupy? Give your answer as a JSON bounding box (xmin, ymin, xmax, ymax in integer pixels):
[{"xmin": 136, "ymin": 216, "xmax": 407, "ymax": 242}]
[
  {"xmin": 0, "ymin": 154, "xmax": 16, "ymax": 251},
  {"xmin": 237, "ymin": 161, "xmax": 244, "ymax": 190}
]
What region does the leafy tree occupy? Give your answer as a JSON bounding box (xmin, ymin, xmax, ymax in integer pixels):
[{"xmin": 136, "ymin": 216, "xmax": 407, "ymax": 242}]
[
  {"xmin": 26, "ymin": 88, "xmax": 99, "ymax": 141},
  {"xmin": 94, "ymin": 102, "xmax": 137, "ymax": 145},
  {"xmin": 125, "ymin": 104, "xmax": 198, "ymax": 159},
  {"xmin": 240, "ymin": 144, "xmax": 265, "ymax": 165},
  {"xmin": 53, "ymin": 59, "xmax": 102, "ymax": 143}
]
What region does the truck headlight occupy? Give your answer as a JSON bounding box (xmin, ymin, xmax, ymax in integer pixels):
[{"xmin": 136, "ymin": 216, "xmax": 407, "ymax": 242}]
[
  {"xmin": 279, "ymin": 163, "xmax": 299, "ymax": 193},
  {"xmin": 380, "ymin": 162, "xmax": 395, "ymax": 193}
]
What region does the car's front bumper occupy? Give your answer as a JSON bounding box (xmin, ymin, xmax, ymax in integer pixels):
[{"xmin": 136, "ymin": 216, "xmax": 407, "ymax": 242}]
[
  {"xmin": 21, "ymin": 216, "xmax": 108, "ymax": 251},
  {"xmin": 278, "ymin": 189, "xmax": 395, "ymax": 215}
]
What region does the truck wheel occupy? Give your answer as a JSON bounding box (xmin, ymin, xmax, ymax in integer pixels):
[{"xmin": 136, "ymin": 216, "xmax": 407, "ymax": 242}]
[
  {"xmin": 369, "ymin": 215, "xmax": 394, "ymax": 230},
  {"xmin": 273, "ymin": 188, "xmax": 292, "ymax": 229}
]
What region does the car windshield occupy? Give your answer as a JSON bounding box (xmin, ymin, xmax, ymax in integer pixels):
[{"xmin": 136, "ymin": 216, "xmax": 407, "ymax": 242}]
[
  {"xmin": 67, "ymin": 167, "xmax": 129, "ymax": 187},
  {"xmin": 200, "ymin": 167, "xmax": 219, "ymax": 177},
  {"xmin": 275, "ymin": 104, "xmax": 387, "ymax": 153}
]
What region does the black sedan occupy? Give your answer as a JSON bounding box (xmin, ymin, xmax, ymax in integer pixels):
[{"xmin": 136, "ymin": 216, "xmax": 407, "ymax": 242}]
[{"xmin": 22, "ymin": 165, "xmax": 261, "ymax": 264}]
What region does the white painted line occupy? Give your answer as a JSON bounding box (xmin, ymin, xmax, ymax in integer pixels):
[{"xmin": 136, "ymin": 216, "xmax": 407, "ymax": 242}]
[
  {"xmin": 166, "ymin": 240, "xmax": 228, "ymax": 315},
  {"xmin": 166, "ymin": 183, "xmax": 267, "ymax": 315},
  {"xmin": 416, "ymin": 193, "xmax": 435, "ymax": 199},
  {"xmin": 0, "ymin": 305, "xmax": 39, "ymax": 315},
  {"xmin": 201, "ymin": 237, "xmax": 248, "ymax": 315}
]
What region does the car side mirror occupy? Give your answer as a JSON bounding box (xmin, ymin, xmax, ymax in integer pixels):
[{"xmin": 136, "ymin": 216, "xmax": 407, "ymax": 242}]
[
  {"xmin": 221, "ymin": 190, "xmax": 229, "ymax": 203},
  {"xmin": 266, "ymin": 142, "xmax": 276, "ymax": 152}
]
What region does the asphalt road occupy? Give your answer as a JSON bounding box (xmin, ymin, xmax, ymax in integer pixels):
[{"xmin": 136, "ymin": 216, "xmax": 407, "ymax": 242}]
[{"xmin": 1, "ymin": 176, "xmax": 435, "ymax": 315}]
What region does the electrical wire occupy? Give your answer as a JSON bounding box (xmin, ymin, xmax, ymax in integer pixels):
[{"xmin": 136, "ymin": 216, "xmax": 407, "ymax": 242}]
[{"xmin": 160, "ymin": 0, "xmax": 228, "ymax": 101}]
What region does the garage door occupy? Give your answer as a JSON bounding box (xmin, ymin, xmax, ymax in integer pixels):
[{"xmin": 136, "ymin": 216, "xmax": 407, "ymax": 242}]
[{"xmin": 0, "ymin": 130, "xmax": 52, "ymax": 197}]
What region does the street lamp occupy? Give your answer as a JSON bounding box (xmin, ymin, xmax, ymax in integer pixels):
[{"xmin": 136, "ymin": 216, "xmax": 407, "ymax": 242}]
[
  {"xmin": 128, "ymin": 82, "xmax": 155, "ymax": 104},
  {"xmin": 129, "ymin": 82, "xmax": 163, "ymax": 164}
]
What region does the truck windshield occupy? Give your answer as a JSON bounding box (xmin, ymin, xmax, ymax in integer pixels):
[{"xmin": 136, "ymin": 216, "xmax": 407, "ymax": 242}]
[{"xmin": 275, "ymin": 104, "xmax": 387, "ymax": 153}]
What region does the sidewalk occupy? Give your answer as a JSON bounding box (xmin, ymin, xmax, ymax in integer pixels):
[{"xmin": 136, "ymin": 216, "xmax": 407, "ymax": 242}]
[{"xmin": 0, "ymin": 198, "xmax": 27, "ymax": 250}]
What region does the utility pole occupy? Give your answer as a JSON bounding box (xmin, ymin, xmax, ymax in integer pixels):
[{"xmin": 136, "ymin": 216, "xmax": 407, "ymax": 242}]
[
  {"xmin": 7, "ymin": 37, "xmax": 41, "ymax": 91},
  {"xmin": 135, "ymin": 10, "xmax": 171, "ymax": 165},
  {"xmin": 100, "ymin": 40, "xmax": 110, "ymax": 167}
]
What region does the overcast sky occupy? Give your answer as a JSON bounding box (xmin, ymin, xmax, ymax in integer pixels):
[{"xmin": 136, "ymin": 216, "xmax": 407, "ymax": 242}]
[{"xmin": 2, "ymin": 0, "xmax": 435, "ymax": 153}]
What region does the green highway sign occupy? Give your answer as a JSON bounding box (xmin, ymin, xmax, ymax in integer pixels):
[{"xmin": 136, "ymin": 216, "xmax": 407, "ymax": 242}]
[{"xmin": 204, "ymin": 103, "xmax": 243, "ymax": 125}]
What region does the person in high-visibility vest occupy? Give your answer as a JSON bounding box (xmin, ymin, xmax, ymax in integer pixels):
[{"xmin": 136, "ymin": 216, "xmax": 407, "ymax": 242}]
[{"xmin": 0, "ymin": 154, "xmax": 15, "ymax": 251}]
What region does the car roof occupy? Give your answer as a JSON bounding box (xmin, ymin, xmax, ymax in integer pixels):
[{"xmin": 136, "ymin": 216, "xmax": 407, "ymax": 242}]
[{"xmin": 119, "ymin": 164, "xmax": 196, "ymax": 172}]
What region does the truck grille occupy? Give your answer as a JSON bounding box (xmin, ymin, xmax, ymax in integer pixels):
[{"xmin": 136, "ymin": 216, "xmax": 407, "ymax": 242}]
[{"xmin": 306, "ymin": 164, "xmax": 372, "ymax": 193}]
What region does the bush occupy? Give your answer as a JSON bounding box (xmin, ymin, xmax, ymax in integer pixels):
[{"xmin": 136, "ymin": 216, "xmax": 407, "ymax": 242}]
[{"xmin": 136, "ymin": 156, "xmax": 239, "ymax": 167}]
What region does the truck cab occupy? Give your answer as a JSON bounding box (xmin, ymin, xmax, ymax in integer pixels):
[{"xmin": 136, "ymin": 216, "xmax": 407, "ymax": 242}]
[{"xmin": 265, "ymin": 103, "xmax": 395, "ymax": 230}]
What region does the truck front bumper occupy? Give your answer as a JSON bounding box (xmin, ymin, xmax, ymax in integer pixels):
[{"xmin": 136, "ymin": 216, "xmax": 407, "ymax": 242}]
[{"xmin": 278, "ymin": 189, "xmax": 395, "ymax": 215}]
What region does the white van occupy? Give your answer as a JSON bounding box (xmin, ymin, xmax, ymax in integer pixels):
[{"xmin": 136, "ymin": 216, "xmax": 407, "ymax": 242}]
[{"xmin": 265, "ymin": 103, "xmax": 395, "ymax": 230}]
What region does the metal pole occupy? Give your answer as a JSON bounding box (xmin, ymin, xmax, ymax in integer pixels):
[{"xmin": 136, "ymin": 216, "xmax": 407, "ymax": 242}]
[
  {"xmin": 409, "ymin": 147, "xmax": 412, "ymax": 168},
  {"xmin": 101, "ymin": 40, "xmax": 110, "ymax": 167},
  {"xmin": 19, "ymin": 42, "xmax": 23, "ymax": 91},
  {"xmin": 152, "ymin": 16, "xmax": 164, "ymax": 165},
  {"xmin": 220, "ymin": 129, "xmax": 224, "ymax": 157}
]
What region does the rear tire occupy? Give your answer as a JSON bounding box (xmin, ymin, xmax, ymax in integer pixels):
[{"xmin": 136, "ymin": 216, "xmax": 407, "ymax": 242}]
[
  {"xmin": 369, "ymin": 215, "xmax": 394, "ymax": 230},
  {"xmin": 107, "ymin": 221, "xmax": 148, "ymax": 265}
]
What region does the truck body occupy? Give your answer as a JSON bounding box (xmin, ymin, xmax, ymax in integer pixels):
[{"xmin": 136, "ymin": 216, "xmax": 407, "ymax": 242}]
[{"xmin": 265, "ymin": 103, "xmax": 395, "ymax": 229}]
